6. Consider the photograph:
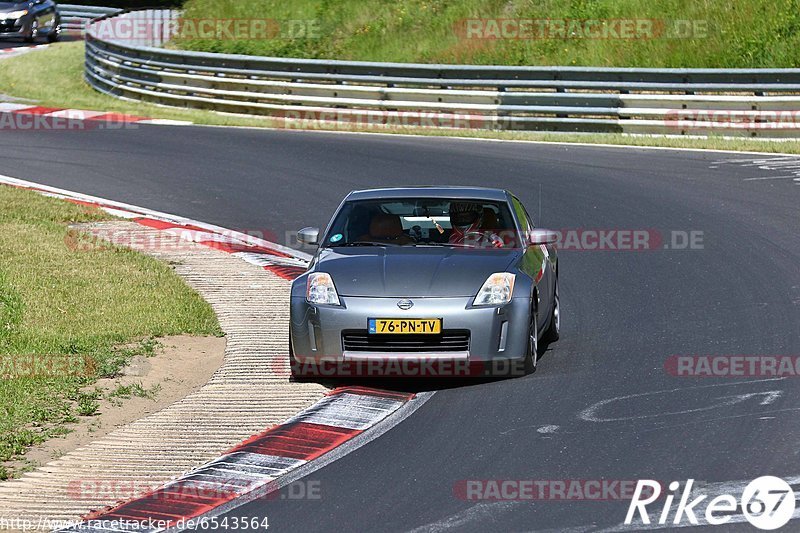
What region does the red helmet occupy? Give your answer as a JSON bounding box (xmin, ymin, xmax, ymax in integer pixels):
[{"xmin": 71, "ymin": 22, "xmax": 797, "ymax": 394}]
[{"xmin": 449, "ymin": 201, "xmax": 481, "ymax": 228}]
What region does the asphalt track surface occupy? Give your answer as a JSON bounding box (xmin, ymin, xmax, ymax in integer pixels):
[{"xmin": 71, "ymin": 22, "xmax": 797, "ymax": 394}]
[
  {"xmin": 0, "ymin": 39, "xmax": 37, "ymax": 51},
  {"xmin": 0, "ymin": 34, "xmax": 78, "ymax": 51},
  {"xmin": 0, "ymin": 124, "xmax": 798, "ymax": 531}
]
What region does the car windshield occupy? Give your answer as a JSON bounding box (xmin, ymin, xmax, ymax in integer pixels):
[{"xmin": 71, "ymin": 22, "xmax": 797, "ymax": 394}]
[{"xmin": 322, "ymin": 198, "xmax": 519, "ymax": 248}]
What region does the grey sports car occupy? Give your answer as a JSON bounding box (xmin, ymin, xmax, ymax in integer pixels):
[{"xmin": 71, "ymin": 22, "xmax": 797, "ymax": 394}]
[{"xmin": 289, "ymin": 186, "xmax": 560, "ymax": 378}]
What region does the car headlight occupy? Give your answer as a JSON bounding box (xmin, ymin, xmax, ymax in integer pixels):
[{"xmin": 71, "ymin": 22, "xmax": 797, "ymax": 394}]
[
  {"xmin": 2, "ymin": 9, "xmax": 28, "ymax": 19},
  {"xmin": 306, "ymin": 272, "xmax": 340, "ymax": 306},
  {"xmin": 473, "ymin": 272, "xmax": 516, "ymax": 306}
]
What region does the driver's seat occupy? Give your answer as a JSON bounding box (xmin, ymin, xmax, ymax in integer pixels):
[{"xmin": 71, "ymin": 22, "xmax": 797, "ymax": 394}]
[{"xmin": 358, "ymin": 213, "xmax": 414, "ymax": 244}]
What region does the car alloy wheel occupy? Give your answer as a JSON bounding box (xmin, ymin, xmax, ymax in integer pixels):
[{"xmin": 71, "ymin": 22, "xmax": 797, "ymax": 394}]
[
  {"xmin": 553, "ymin": 282, "xmax": 560, "ymax": 334},
  {"xmin": 543, "ymin": 277, "xmax": 560, "ymax": 342}
]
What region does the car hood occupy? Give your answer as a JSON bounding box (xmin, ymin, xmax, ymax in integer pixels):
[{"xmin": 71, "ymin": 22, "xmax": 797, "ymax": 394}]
[
  {"xmin": 315, "ymin": 246, "xmax": 520, "ymax": 298},
  {"xmin": 0, "ymin": 2, "xmax": 26, "ymax": 10}
]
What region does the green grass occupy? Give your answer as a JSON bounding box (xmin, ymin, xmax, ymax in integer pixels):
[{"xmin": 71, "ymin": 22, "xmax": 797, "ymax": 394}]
[
  {"xmin": 107, "ymin": 382, "xmax": 162, "ymax": 407},
  {"xmin": 76, "ymin": 390, "xmax": 101, "ymax": 416},
  {"xmin": 177, "ymin": 0, "xmax": 800, "ymax": 67},
  {"xmin": 2, "ymin": 41, "xmax": 800, "ymax": 155},
  {"xmin": 0, "ymin": 185, "xmax": 221, "ymax": 478},
  {"xmin": 0, "ymin": 42, "xmax": 277, "ymax": 128}
]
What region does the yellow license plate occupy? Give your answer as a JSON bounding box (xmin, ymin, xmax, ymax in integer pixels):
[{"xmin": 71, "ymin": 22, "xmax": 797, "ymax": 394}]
[{"xmin": 368, "ymin": 318, "xmax": 442, "ymax": 334}]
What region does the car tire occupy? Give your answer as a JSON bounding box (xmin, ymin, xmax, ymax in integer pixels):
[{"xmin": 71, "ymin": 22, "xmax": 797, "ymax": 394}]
[
  {"xmin": 524, "ymin": 307, "xmax": 538, "ymax": 374},
  {"xmin": 542, "ymin": 276, "xmax": 560, "ymax": 343},
  {"xmin": 47, "ymin": 23, "xmax": 60, "ymax": 43},
  {"xmin": 24, "ymin": 19, "xmax": 39, "ymax": 43}
]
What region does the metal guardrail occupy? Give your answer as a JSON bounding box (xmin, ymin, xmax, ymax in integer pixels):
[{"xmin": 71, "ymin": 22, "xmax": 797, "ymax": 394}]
[
  {"xmin": 58, "ymin": 4, "xmax": 122, "ymax": 35},
  {"xmin": 84, "ymin": 10, "xmax": 800, "ymax": 137}
]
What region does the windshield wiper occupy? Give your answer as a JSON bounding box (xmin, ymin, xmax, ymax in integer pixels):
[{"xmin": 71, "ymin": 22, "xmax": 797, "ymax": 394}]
[
  {"xmin": 332, "ymin": 241, "xmax": 392, "ymax": 247},
  {"xmin": 414, "ymin": 242, "xmax": 472, "ymax": 248}
]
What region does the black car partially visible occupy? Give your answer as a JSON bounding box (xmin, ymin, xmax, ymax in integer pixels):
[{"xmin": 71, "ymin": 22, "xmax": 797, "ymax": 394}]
[{"xmin": 0, "ymin": 0, "xmax": 60, "ymax": 43}]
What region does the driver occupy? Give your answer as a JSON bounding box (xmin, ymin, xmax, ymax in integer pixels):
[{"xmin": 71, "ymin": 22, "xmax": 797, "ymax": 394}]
[{"xmin": 448, "ymin": 201, "xmax": 504, "ymax": 248}]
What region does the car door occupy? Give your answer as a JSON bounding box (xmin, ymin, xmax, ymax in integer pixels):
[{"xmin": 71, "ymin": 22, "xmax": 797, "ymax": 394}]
[{"xmin": 509, "ymin": 196, "xmax": 552, "ymax": 329}]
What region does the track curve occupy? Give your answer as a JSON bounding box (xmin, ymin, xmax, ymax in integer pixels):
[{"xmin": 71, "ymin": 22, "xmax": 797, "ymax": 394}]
[{"xmin": 0, "ymin": 125, "xmax": 798, "ymax": 531}]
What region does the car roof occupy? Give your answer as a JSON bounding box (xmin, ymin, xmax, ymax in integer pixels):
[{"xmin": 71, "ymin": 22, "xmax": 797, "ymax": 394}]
[{"xmin": 345, "ymin": 186, "xmax": 510, "ymax": 202}]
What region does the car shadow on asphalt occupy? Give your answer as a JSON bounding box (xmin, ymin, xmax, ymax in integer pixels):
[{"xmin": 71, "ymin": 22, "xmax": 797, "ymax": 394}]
[{"xmin": 297, "ymin": 341, "xmax": 557, "ymax": 393}]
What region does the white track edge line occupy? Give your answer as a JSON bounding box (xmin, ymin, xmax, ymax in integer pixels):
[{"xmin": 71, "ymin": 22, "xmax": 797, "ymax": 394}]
[
  {"xmin": 0, "ymin": 173, "xmax": 312, "ymax": 262},
  {"xmin": 189, "ymin": 121, "xmax": 800, "ymax": 158},
  {"xmin": 164, "ymin": 391, "xmax": 435, "ymax": 532},
  {"xmin": 56, "ymin": 391, "xmax": 431, "ymax": 533},
  {"xmin": 0, "ymin": 172, "xmax": 434, "ymax": 531}
]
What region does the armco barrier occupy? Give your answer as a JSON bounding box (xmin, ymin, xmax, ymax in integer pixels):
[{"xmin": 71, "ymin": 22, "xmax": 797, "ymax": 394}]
[
  {"xmin": 83, "ymin": 10, "xmax": 800, "ymax": 137},
  {"xmin": 58, "ymin": 4, "xmax": 122, "ymax": 36}
]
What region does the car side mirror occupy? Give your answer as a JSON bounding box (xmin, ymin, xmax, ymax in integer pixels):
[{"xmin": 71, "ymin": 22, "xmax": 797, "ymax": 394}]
[
  {"xmin": 297, "ymin": 227, "xmax": 320, "ymax": 245},
  {"xmin": 528, "ymin": 228, "xmax": 558, "ymax": 245}
]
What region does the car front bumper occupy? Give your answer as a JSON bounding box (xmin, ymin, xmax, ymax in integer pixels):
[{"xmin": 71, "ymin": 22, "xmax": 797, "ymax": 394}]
[
  {"xmin": 0, "ymin": 18, "xmax": 26, "ymax": 37},
  {"xmin": 0, "ymin": 29, "xmax": 25, "ymax": 38},
  {"xmin": 290, "ymin": 295, "xmax": 531, "ymax": 376}
]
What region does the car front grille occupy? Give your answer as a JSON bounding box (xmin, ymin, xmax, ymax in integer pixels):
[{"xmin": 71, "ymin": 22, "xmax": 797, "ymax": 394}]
[
  {"xmin": 0, "ymin": 21, "xmax": 19, "ymax": 32},
  {"xmin": 342, "ymin": 329, "xmax": 470, "ymax": 353}
]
